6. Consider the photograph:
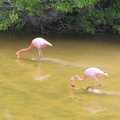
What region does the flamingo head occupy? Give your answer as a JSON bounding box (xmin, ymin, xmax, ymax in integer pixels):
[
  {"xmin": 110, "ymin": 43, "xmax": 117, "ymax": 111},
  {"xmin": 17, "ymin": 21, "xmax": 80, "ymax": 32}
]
[
  {"xmin": 16, "ymin": 52, "xmax": 20, "ymax": 58},
  {"xmin": 70, "ymin": 77, "xmax": 74, "ymax": 87}
]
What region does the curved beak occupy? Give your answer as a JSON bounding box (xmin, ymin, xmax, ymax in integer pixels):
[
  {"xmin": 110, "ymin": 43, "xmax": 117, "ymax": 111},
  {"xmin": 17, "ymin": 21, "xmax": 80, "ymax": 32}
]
[
  {"xmin": 70, "ymin": 79, "xmax": 74, "ymax": 87},
  {"xmin": 16, "ymin": 53, "xmax": 20, "ymax": 58},
  {"xmin": 71, "ymin": 84, "xmax": 74, "ymax": 87}
]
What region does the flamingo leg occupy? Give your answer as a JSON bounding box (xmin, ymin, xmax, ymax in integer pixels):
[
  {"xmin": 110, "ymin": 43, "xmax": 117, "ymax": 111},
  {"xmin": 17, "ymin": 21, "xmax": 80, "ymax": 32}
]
[
  {"xmin": 87, "ymin": 79, "xmax": 94, "ymax": 90},
  {"xmin": 92, "ymin": 79, "xmax": 94, "ymax": 90},
  {"xmin": 87, "ymin": 78, "xmax": 103, "ymax": 90},
  {"xmin": 38, "ymin": 48, "xmax": 42, "ymax": 59},
  {"xmin": 95, "ymin": 78, "xmax": 103, "ymax": 86}
]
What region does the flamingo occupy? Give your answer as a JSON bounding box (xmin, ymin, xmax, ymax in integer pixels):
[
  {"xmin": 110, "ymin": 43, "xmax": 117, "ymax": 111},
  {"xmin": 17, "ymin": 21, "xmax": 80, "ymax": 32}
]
[
  {"xmin": 70, "ymin": 67, "xmax": 108, "ymax": 90},
  {"xmin": 16, "ymin": 37, "xmax": 52, "ymax": 59}
]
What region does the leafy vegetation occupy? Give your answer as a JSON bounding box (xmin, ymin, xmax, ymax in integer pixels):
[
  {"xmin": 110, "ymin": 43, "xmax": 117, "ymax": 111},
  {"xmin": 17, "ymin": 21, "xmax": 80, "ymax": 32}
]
[{"xmin": 0, "ymin": 0, "xmax": 120, "ymax": 34}]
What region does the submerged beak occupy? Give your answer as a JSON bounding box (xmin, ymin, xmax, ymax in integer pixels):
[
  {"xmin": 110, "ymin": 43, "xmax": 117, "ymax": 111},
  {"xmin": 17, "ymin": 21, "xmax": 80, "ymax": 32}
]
[
  {"xmin": 17, "ymin": 55, "xmax": 20, "ymax": 58},
  {"xmin": 16, "ymin": 53, "xmax": 20, "ymax": 58},
  {"xmin": 71, "ymin": 84, "xmax": 74, "ymax": 87}
]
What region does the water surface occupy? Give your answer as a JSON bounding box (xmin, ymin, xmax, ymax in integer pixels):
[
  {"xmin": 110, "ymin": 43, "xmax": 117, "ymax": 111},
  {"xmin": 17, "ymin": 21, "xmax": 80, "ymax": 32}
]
[{"xmin": 0, "ymin": 32, "xmax": 120, "ymax": 120}]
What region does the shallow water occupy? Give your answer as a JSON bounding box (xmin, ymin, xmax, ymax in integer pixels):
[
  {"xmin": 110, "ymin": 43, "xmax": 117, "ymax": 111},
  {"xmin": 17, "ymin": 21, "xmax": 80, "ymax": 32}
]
[{"xmin": 0, "ymin": 32, "xmax": 120, "ymax": 120}]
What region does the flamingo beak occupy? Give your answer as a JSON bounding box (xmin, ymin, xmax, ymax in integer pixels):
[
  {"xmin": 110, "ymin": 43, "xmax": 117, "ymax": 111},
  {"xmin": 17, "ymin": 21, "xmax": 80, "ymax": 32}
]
[
  {"xmin": 17, "ymin": 55, "xmax": 20, "ymax": 58},
  {"xmin": 71, "ymin": 84, "xmax": 74, "ymax": 87},
  {"xmin": 70, "ymin": 79, "xmax": 74, "ymax": 87},
  {"xmin": 16, "ymin": 53, "xmax": 20, "ymax": 58}
]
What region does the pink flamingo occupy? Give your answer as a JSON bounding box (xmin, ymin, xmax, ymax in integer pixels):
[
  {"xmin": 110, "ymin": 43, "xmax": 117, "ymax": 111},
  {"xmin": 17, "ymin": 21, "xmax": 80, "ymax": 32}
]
[
  {"xmin": 16, "ymin": 37, "xmax": 52, "ymax": 59},
  {"xmin": 70, "ymin": 67, "xmax": 108, "ymax": 90}
]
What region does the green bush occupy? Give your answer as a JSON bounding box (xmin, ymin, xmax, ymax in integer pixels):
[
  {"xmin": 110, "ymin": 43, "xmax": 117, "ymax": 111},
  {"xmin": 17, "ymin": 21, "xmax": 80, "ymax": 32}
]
[{"xmin": 0, "ymin": 0, "xmax": 120, "ymax": 34}]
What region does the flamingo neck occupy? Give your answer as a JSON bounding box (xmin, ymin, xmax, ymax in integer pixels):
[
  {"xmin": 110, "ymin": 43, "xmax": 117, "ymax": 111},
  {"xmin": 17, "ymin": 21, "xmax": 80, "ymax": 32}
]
[
  {"xmin": 16, "ymin": 44, "xmax": 34, "ymax": 56},
  {"xmin": 73, "ymin": 75, "xmax": 86, "ymax": 81},
  {"xmin": 70, "ymin": 75, "xmax": 87, "ymax": 87}
]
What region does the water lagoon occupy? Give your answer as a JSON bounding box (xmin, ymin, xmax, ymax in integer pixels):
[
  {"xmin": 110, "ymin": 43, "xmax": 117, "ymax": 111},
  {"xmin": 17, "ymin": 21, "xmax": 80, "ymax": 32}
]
[{"xmin": 0, "ymin": 32, "xmax": 120, "ymax": 120}]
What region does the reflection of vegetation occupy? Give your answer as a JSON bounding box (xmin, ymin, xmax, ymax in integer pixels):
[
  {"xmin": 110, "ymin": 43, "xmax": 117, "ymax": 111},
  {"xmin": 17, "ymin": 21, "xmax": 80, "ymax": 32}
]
[{"xmin": 0, "ymin": 0, "xmax": 120, "ymax": 34}]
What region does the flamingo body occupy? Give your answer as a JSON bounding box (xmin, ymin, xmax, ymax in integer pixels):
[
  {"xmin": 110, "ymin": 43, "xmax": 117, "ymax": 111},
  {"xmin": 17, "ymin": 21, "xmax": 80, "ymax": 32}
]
[
  {"xmin": 31, "ymin": 38, "xmax": 52, "ymax": 48},
  {"xmin": 16, "ymin": 37, "xmax": 52, "ymax": 59},
  {"xmin": 70, "ymin": 67, "xmax": 108, "ymax": 90},
  {"xmin": 84, "ymin": 67, "xmax": 107, "ymax": 79}
]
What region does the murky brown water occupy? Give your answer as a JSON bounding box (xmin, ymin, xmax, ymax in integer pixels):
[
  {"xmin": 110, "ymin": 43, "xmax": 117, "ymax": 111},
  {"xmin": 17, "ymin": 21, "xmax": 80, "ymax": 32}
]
[{"xmin": 0, "ymin": 32, "xmax": 120, "ymax": 120}]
